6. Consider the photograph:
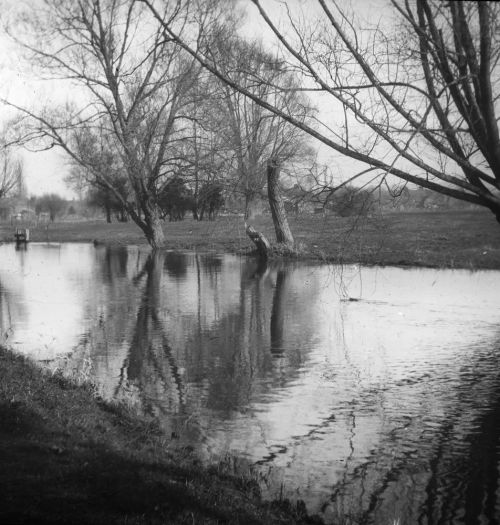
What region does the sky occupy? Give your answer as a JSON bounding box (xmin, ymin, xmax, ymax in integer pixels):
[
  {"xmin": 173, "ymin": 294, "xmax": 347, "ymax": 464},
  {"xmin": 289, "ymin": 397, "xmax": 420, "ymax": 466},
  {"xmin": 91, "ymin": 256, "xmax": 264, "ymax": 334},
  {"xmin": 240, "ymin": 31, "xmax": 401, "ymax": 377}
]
[
  {"xmin": 0, "ymin": 0, "xmax": 392, "ymax": 200},
  {"xmin": 22, "ymin": 149, "xmax": 74, "ymax": 199},
  {"xmin": 0, "ymin": 5, "xmax": 77, "ymax": 199}
]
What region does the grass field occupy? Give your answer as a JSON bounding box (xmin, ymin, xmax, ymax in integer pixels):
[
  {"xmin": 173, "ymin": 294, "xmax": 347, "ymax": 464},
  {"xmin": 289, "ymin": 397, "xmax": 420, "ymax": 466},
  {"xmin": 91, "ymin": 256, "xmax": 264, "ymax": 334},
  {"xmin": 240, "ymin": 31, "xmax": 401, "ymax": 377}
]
[{"xmin": 1, "ymin": 209, "xmax": 499, "ymax": 268}]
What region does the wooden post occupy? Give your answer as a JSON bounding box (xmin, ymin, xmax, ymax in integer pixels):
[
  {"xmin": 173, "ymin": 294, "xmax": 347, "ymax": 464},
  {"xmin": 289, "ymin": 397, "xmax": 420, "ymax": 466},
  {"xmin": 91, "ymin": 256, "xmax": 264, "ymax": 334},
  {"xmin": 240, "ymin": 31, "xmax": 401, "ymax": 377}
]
[{"xmin": 14, "ymin": 228, "xmax": 29, "ymax": 243}]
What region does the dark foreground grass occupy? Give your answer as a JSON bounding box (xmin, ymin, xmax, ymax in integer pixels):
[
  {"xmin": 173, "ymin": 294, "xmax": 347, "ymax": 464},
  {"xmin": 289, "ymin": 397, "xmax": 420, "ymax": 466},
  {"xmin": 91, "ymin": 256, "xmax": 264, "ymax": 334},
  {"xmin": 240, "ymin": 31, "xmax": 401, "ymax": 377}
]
[
  {"xmin": 1, "ymin": 209, "xmax": 498, "ymax": 268},
  {"xmin": 0, "ymin": 347, "xmax": 321, "ymax": 525}
]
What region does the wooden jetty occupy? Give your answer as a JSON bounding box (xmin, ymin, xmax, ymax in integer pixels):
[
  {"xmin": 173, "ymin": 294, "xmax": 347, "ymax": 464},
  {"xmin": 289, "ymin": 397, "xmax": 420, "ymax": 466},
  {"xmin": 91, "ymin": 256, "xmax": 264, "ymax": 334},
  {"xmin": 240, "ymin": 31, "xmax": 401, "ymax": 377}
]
[{"xmin": 14, "ymin": 228, "xmax": 30, "ymax": 244}]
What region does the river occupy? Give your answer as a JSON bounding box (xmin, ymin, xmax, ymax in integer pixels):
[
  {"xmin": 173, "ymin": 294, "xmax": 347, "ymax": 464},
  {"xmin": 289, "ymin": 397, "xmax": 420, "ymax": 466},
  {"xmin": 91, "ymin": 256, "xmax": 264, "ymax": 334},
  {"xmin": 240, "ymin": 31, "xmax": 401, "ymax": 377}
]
[{"xmin": 1, "ymin": 242, "xmax": 499, "ymax": 523}]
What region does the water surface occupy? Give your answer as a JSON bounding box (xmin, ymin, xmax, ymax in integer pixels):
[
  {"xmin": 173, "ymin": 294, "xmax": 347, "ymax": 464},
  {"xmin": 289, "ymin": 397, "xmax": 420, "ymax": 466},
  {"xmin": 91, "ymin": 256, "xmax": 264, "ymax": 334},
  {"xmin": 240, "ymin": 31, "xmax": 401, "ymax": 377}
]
[{"xmin": 1, "ymin": 243, "xmax": 499, "ymax": 523}]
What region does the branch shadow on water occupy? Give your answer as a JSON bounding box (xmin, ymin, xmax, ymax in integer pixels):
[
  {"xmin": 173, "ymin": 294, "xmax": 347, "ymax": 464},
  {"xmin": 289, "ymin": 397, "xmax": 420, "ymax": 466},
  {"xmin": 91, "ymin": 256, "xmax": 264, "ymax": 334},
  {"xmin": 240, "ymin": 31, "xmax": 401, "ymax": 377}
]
[{"xmin": 322, "ymin": 343, "xmax": 500, "ymax": 525}]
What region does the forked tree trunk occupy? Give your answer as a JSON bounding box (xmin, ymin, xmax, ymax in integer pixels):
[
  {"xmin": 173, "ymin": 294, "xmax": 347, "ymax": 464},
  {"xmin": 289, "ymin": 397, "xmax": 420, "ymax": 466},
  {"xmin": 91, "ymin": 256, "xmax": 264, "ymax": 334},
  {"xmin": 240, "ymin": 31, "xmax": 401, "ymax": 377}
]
[
  {"xmin": 267, "ymin": 160, "xmax": 294, "ymax": 248},
  {"xmin": 123, "ymin": 198, "xmax": 165, "ymax": 250},
  {"xmin": 142, "ymin": 203, "xmax": 166, "ymax": 250},
  {"xmin": 147, "ymin": 215, "xmax": 165, "ymax": 249}
]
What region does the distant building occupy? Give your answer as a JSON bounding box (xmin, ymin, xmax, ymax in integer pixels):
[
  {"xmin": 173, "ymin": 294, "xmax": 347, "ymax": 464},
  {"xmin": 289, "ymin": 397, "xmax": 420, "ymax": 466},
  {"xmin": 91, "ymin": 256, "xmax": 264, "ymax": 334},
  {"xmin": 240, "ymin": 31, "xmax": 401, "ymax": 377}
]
[
  {"xmin": 0, "ymin": 197, "xmax": 36, "ymax": 223},
  {"xmin": 11, "ymin": 209, "xmax": 37, "ymax": 223},
  {"xmin": 37, "ymin": 212, "xmax": 51, "ymax": 223}
]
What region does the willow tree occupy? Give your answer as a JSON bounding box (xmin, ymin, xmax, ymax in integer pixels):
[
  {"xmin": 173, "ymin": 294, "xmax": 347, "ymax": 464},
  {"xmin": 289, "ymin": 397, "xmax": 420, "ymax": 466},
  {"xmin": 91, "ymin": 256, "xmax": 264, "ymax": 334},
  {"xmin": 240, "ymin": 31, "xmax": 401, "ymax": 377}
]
[
  {"xmin": 4, "ymin": 0, "xmax": 223, "ymax": 248},
  {"xmin": 205, "ymin": 34, "xmax": 314, "ymax": 222},
  {"xmin": 143, "ymin": 0, "xmax": 500, "ymax": 225},
  {"xmin": 194, "ymin": 31, "xmax": 314, "ymax": 253}
]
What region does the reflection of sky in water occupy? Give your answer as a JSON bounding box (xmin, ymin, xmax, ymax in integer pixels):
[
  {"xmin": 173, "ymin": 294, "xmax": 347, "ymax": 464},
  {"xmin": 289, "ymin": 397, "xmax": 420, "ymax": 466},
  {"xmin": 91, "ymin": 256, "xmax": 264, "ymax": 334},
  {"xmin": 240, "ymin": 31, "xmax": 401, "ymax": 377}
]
[
  {"xmin": 0, "ymin": 244, "xmax": 93, "ymax": 359},
  {"xmin": 2, "ymin": 247, "xmax": 496, "ymax": 364},
  {"xmin": 189, "ymin": 265, "xmax": 500, "ymax": 513},
  {"xmin": 1, "ymin": 243, "xmax": 500, "ymax": 522}
]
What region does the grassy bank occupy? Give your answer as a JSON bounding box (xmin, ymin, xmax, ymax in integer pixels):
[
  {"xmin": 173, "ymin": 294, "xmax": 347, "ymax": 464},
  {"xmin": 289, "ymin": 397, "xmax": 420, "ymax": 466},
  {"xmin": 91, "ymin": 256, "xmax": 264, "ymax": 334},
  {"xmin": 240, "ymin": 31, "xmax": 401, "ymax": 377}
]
[
  {"xmin": 0, "ymin": 347, "xmax": 320, "ymax": 525},
  {"xmin": 1, "ymin": 209, "xmax": 499, "ymax": 268}
]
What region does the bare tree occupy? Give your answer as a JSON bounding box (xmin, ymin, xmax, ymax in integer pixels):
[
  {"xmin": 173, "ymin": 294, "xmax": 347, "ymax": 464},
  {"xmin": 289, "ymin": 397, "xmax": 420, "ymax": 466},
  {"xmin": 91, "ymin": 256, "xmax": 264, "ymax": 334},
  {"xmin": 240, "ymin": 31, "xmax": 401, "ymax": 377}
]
[
  {"xmin": 67, "ymin": 126, "xmax": 131, "ymax": 222},
  {"xmin": 142, "ymin": 0, "xmax": 500, "ymax": 225},
  {"xmin": 267, "ymin": 160, "xmax": 294, "ymax": 247},
  {"xmin": 3, "ymin": 0, "xmax": 225, "ymax": 248},
  {"xmin": 208, "ymin": 33, "xmax": 314, "ymax": 220},
  {"xmin": 177, "ymin": 76, "xmax": 234, "ymax": 221},
  {"xmin": 193, "ymin": 32, "xmax": 314, "ymax": 254},
  {"xmin": 0, "ymin": 149, "xmax": 23, "ymax": 200}
]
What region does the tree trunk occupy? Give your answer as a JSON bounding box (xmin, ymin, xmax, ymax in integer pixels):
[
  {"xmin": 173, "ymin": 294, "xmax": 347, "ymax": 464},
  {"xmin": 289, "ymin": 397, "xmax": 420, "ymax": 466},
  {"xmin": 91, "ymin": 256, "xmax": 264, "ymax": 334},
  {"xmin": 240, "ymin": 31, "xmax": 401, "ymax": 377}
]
[
  {"xmin": 267, "ymin": 160, "xmax": 294, "ymax": 247},
  {"xmin": 147, "ymin": 217, "xmax": 165, "ymax": 249},
  {"xmin": 143, "ymin": 204, "xmax": 166, "ymax": 250},
  {"xmin": 123, "ymin": 198, "xmax": 165, "ymax": 250},
  {"xmin": 105, "ymin": 203, "xmax": 112, "ymax": 223},
  {"xmin": 245, "ymin": 222, "xmax": 271, "ymax": 259}
]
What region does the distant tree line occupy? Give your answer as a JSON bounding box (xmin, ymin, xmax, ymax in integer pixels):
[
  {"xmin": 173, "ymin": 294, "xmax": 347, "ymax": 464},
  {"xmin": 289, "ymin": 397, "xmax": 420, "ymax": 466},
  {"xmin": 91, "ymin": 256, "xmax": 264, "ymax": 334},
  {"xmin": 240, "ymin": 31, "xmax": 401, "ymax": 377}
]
[
  {"xmin": 29, "ymin": 194, "xmax": 67, "ymax": 222},
  {"xmin": 69, "ymin": 171, "xmax": 225, "ymax": 224}
]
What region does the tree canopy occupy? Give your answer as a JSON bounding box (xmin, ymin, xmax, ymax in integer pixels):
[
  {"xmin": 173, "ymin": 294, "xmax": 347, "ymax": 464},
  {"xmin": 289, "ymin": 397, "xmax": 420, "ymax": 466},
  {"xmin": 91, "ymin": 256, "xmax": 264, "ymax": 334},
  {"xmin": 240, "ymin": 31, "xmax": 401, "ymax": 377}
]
[
  {"xmin": 142, "ymin": 0, "xmax": 500, "ymax": 224},
  {"xmin": 4, "ymin": 0, "xmax": 211, "ymax": 247}
]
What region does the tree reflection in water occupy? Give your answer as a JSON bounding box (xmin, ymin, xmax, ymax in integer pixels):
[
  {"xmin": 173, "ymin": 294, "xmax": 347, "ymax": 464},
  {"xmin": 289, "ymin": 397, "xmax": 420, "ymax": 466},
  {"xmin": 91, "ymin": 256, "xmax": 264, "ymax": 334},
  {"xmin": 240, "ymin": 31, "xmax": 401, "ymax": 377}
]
[
  {"xmin": 116, "ymin": 251, "xmax": 185, "ymax": 420},
  {"xmin": 270, "ymin": 269, "xmax": 288, "ymax": 357},
  {"xmin": 91, "ymin": 250, "xmax": 308, "ymax": 434}
]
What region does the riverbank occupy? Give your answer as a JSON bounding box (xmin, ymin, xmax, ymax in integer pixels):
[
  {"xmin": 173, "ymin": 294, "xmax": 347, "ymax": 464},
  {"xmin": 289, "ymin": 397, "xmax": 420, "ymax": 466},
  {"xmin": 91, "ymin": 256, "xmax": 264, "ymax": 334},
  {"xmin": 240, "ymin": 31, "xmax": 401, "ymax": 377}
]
[
  {"xmin": 0, "ymin": 346, "xmax": 321, "ymax": 524},
  {"xmin": 1, "ymin": 209, "xmax": 499, "ymax": 269}
]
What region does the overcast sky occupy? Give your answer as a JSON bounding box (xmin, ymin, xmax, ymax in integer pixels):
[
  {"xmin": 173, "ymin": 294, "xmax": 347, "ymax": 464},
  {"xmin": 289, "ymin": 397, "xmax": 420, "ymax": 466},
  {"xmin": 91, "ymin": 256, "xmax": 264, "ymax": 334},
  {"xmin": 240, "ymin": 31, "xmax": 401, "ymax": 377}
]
[{"xmin": 0, "ymin": 1, "xmax": 76, "ymax": 198}]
